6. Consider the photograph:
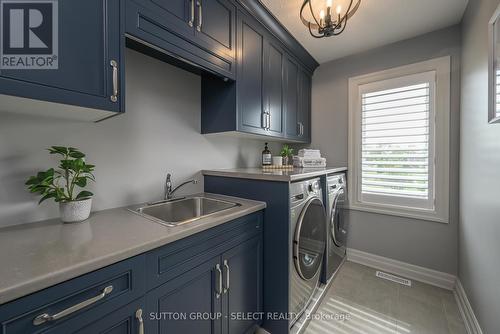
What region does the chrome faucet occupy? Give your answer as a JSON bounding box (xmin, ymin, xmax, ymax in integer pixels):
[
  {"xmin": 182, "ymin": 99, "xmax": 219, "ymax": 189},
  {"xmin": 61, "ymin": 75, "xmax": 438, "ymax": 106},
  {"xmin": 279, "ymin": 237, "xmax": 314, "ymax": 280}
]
[{"xmin": 164, "ymin": 173, "xmax": 198, "ymax": 200}]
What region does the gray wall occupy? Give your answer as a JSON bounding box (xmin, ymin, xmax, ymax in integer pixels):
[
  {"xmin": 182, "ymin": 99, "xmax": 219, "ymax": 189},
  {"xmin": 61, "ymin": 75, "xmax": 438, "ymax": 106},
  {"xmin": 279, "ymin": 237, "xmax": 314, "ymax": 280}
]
[
  {"xmin": 460, "ymin": 0, "xmax": 500, "ymax": 332},
  {"xmin": 311, "ymin": 26, "xmax": 461, "ymax": 274},
  {"xmin": 0, "ymin": 49, "xmax": 278, "ymax": 227}
]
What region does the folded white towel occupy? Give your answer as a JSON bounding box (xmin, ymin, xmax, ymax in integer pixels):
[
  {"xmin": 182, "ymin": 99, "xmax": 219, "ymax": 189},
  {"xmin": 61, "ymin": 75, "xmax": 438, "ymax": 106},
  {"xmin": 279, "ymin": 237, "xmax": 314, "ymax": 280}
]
[
  {"xmin": 293, "ymin": 156, "xmax": 327, "ymax": 168},
  {"xmin": 298, "ymin": 149, "xmax": 321, "ymax": 158}
]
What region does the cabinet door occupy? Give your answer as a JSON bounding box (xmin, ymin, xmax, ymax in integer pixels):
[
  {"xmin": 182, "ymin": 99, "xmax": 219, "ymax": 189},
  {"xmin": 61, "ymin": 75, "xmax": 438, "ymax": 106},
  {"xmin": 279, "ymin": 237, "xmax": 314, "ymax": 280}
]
[
  {"xmin": 71, "ymin": 298, "xmax": 146, "ymax": 334},
  {"xmin": 0, "ymin": 0, "xmax": 122, "ymax": 113},
  {"xmin": 237, "ymin": 12, "xmax": 267, "ymax": 135},
  {"xmin": 194, "ymin": 0, "xmax": 235, "ymax": 60},
  {"xmin": 146, "ymin": 256, "xmax": 222, "ymax": 334},
  {"xmin": 298, "ymin": 69, "xmax": 312, "ymax": 142},
  {"xmin": 222, "ymin": 236, "xmax": 263, "ymax": 334},
  {"xmin": 284, "ymin": 56, "xmax": 300, "ymax": 140},
  {"xmin": 134, "ymin": 0, "xmax": 194, "ymax": 40},
  {"xmin": 263, "ymin": 39, "xmax": 285, "ymax": 137}
]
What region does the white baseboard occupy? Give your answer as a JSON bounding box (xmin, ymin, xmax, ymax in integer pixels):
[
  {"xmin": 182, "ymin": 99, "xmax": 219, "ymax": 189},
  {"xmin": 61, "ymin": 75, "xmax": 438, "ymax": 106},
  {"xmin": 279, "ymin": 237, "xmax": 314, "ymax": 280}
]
[
  {"xmin": 346, "ymin": 248, "xmax": 456, "ymax": 290},
  {"xmin": 454, "ymin": 279, "xmax": 484, "ymax": 334}
]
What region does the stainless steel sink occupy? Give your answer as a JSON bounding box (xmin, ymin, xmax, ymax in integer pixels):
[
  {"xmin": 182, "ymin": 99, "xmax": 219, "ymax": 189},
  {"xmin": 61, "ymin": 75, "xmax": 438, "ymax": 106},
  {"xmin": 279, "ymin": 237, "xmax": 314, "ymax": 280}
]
[{"xmin": 128, "ymin": 196, "xmax": 241, "ymax": 227}]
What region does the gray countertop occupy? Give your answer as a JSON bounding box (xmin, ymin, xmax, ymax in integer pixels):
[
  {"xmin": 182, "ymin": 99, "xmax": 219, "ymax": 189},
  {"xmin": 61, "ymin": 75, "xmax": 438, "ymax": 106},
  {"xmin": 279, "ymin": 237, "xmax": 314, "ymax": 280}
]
[
  {"xmin": 202, "ymin": 167, "xmax": 348, "ymax": 182},
  {"xmin": 0, "ymin": 193, "xmax": 265, "ymax": 305}
]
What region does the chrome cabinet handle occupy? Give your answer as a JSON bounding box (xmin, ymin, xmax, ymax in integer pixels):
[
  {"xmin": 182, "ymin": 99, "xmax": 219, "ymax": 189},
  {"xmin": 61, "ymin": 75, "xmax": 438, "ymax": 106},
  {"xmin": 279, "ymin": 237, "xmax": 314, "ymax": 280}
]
[
  {"xmin": 188, "ymin": 0, "xmax": 194, "ymax": 27},
  {"xmin": 196, "ymin": 1, "xmax": 202, "ymax": 31},
  {"xmin": 223, "ymin": 259, "xmax": 230, "ymax": 293},
  {"xmin": 33, "ymin": 286, "xmax": 114, "ymax": 325},
  {"xmin": 215, "ymin": 264, "xmax": 222, "ymax": 298},
  {"xmin": 298, "ymin": 122, "xmax": 304, "ymax": 136},
  {"xmin": 110, "ymin": 60, "xmax": 118, "ymax": 102},
  {"xmin": 136, "ymin": 308, "xmax": 144, "ymax": 334},
  {"xmin": 266, "ymin": 113, "xmax": 271, "ymax": 130},
  {"xmin": 262, "ymin": 112, "xmax": 268, "ymax": 129}
]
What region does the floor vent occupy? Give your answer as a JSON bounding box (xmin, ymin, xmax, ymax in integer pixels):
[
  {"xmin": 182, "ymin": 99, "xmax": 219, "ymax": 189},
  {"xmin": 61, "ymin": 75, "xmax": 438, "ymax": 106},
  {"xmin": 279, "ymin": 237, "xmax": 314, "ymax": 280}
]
[{"xmin": 375, "ymin": 271, "xmax": 412, "ymax": 286}]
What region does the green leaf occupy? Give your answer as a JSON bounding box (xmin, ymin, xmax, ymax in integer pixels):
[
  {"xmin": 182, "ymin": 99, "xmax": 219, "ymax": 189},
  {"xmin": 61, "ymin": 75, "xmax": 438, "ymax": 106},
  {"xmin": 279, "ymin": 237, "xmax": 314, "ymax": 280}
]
[
  {"xmin": 38, "ymin": 192, "xmax": 57, "ymax": 204},
  {"xmin": 48, "ymin": 146, "xmax": 68, "ymax": 155},
  {"xmin": 74, "ymin": 177, "xmax": 87, "ymax": 188},
  {"xmin": 59, "ymin": 159, "xmax": 73, "ymax": 170},
  {"xmin": 25, "ymin": 175, "xmax": 39, "ymax": 185},
  {"xmin": 75, "ymin": 191, "xmax": 93, "ymax": 200},
  {"xmin": 68, "ymin": 151, "xmax": 85, "ymax": 159}
]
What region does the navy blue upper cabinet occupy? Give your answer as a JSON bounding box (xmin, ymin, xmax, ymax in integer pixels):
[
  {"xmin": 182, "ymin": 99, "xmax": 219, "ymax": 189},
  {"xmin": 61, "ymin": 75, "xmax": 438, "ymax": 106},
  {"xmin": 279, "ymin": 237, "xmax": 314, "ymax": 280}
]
[
  {"xmin": 263, "ymin": 39, "xmax": 285, "ymax": 137},
  {"xmin": 125, "ymin": 0, "xmax": 236, "ymax": 79},
  {"xmin": 236, "ymin": 13, "xmax": 266, "ymax": 135},
  {"xmin": 298, "ymin": 68, "xmax": 312, "ymax": 142},
  {"xmin": 194, "ymin": 0, "xmax": 236, "ymax": 60},
  {"xmin": 201, "ymin": 4, "xmax": 316, "ymax": 142},
  {"xmin": 284, "ymin": 55, "xmax": 300, "ymax": 140},
  {"xmin": 0, "ymin": 0, "xmax": 123, "ymax": 121},
  {"xmin": 236, "ymin": 14, "xmax": 283, "ymax": 137},
  {"xmin": 284, "ymin": 57, "xmax": 311, "ymax": 142}
]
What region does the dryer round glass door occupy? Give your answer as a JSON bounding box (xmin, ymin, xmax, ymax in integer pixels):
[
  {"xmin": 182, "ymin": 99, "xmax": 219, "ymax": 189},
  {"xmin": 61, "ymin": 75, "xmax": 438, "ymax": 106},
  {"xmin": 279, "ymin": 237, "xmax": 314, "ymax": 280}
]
[
  {"xmin": 330, "ymin": 188, "xmax": 346, "ymax": 247},
  {"xmin": 293, "ymin": 197, "xmax": 326, "ymax": 280}
]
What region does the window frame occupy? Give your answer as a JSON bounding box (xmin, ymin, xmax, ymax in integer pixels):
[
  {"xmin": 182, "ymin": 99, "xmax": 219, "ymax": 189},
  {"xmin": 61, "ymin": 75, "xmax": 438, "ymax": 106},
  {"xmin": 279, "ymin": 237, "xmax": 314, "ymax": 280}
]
[{"xmin": 348, "ymin": 57, "xmax": 450, "ymax": 223}]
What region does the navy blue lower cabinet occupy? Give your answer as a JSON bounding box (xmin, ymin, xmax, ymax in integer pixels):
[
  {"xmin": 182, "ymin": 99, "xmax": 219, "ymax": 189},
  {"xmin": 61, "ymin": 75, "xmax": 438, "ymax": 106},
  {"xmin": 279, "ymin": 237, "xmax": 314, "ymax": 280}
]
[
  {"xmin": 0, "ymin": 212, "xmax": 263, "ymax": 334},
  {"xmin": 0, "ymin": 255, "xmax": 146, "ymax": 334},
  {"xmin": 222, "ymin": 236, "xmax": 263, "ymax": 334},
  {"xmin": 145, "ymin": 256, "xmax": 223, "ymax": 334},
  {"xmin": 204, "ymin": 176, "xmax": 291, "ymax": 334},
  {"xmin": 0, "ymin": 0, "xmax": 124, "ymax": 120},
  {"xmin": 61, "ymin": 298, "xmax": 146, "ymax": 334}
]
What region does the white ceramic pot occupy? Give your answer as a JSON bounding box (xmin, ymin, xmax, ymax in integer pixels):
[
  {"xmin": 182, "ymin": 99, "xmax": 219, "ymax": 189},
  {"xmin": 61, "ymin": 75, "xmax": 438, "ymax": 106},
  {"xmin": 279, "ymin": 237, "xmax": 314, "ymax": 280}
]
[
  {"xmin": 59, "ymin": 198, "xmax": 92, "ymax": 223},
  {"xmin": 272, "ymin": 156, "xmax": 283, "ymax": 166}
]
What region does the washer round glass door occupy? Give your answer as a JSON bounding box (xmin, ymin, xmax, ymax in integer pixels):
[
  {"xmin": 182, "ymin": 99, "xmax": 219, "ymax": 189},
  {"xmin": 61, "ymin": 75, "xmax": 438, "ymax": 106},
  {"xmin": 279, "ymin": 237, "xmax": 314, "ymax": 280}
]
[{"xmin": 293, "ymin": 197, "xmax": 326, "ymax": 280}]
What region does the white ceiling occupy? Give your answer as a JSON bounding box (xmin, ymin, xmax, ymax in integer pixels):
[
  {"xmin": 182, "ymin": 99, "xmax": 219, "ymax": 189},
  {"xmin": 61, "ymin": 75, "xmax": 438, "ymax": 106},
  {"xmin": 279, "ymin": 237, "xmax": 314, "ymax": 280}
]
[{"xmin": 260, "ymin": 0, "xmax": 469, "ymax": 64}]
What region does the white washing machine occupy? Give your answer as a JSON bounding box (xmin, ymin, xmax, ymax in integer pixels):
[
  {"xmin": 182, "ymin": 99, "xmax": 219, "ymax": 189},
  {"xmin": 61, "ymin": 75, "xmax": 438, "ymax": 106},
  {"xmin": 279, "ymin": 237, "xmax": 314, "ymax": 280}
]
[{"xmin": 289, "ymin": 178, "xmax": 326, "ymax": 326}]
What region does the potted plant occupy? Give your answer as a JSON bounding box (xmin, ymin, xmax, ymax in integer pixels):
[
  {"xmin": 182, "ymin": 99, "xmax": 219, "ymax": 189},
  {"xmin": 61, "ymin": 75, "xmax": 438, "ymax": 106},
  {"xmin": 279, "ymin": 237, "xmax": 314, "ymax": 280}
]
[
  {"xmin": 280, "ymin": 145, "xmax": 294, "ymax": 166},
  {"xmin": 25, "ymin": 146, "xmax": 96, "ymax": 223}
]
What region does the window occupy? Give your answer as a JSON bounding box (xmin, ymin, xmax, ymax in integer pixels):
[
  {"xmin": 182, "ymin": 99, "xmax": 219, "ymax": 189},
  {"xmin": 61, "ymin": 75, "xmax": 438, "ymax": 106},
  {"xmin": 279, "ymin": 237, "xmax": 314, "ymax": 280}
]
[{"xmin": 348, "ymin": 57, "xmax": 450, "ymax": 223}]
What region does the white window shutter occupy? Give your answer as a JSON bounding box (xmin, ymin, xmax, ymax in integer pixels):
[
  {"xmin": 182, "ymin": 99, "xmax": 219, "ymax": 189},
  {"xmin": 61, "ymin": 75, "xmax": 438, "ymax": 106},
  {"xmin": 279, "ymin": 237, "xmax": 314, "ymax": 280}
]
[{"xmin": 361, "ymin": 82, "xmax": 431, "ymax": 200}]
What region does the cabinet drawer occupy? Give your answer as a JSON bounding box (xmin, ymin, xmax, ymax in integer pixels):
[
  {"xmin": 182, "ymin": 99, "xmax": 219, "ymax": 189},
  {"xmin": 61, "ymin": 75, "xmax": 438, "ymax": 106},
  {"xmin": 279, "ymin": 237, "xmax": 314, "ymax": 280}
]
[
  {"xmin": 146, "ymin": 211, "xmax": 263, "ymax": 289},
  {"xmin": 125, "ymin": 0, "xmax": 235, "ymax": 80},
  {"xmin": 0, "ymin": 255, "xmax": 146, "ymax": 334}
]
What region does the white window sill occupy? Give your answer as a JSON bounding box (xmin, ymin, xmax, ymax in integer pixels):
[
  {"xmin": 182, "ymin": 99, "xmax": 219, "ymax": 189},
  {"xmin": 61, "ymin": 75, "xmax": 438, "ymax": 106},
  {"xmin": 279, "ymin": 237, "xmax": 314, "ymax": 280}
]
[{"xmin": 347, "ymin": 202, "xmax": 448, "ymax": 224}]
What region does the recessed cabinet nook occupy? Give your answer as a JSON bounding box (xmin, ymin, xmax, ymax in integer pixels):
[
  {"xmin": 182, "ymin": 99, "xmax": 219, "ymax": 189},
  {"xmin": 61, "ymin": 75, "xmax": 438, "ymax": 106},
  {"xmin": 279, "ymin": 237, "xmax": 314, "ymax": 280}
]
[{"xmin": 0, "ymin": 0, "xmax": 318, "ymax": 143}]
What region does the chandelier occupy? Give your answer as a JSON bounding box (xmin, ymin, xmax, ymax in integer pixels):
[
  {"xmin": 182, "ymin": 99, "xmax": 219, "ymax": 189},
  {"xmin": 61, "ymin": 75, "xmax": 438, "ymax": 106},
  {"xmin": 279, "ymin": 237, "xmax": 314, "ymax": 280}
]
[{"xmin": 300, "ymin": 0, "xmax": 361, "ymax": 38}]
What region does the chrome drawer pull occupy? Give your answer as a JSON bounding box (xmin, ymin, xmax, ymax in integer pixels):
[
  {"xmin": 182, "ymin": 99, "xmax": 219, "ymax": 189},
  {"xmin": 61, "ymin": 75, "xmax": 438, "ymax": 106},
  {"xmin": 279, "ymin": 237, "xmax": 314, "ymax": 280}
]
[
  {"xmin": 223, "ymin": 259, "xmax": 230, "ymax": 293},
  {"xmin": 33, "ymin": 285, "xmax": 114, "ymax": 326},
  {"xmin": 196, "ymin": 1, "xmax": 202, "ymax": 31},
  {"xmin": 110, "ymin": 60, "xmax": 118, "ymax": 102},
  {"xmin": 136, "ymin": 308, "xmax": 145, "ymax": 334},
  {"xmin": 188, "ymin": 0, "xmax": 195, "ymax": 27},
  {"xmin": 215, "ymin": 264, "xmax": 223, "ymax": 298}
]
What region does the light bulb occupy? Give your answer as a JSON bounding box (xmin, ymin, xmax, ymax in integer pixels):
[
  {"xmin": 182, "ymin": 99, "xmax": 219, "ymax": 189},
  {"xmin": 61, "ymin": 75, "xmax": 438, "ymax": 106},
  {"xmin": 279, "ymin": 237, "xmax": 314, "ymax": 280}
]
[
  {"xmin": 326, "ymin": 0, "xmax": 333, "ymax": 7},
  {"xmin": 319, "ymin": 9, "xmax": 325, "ymax": 19},
  {"xmin": 336, "ymin": 5, "xmax": 342, "ymax": 14}
]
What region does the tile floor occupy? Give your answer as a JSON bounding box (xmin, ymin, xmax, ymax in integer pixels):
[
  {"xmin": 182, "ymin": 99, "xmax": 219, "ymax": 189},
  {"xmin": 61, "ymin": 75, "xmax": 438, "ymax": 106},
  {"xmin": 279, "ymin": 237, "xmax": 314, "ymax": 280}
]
[{"xmin": 303, "ymin": 261, "xmax": 467, "ymax": 334}]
